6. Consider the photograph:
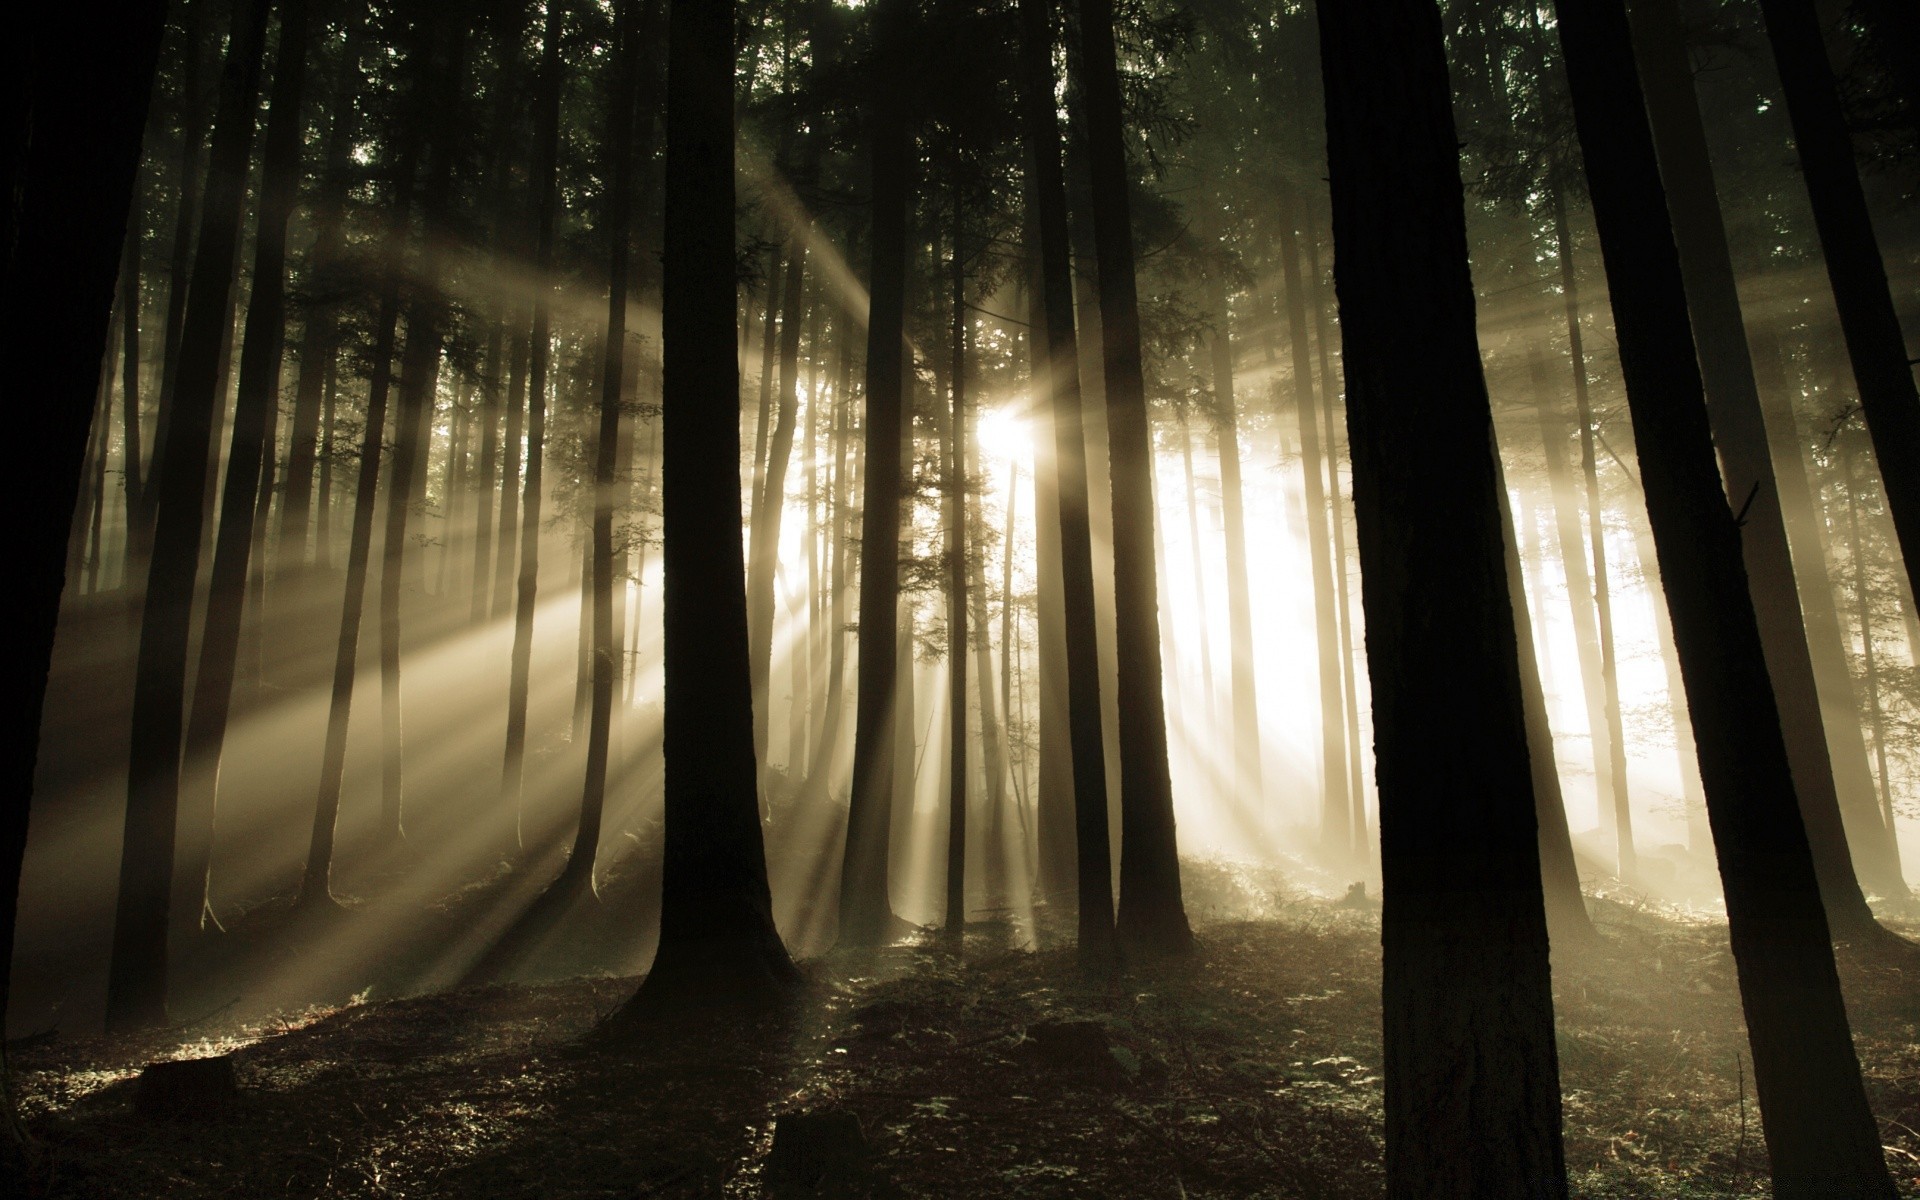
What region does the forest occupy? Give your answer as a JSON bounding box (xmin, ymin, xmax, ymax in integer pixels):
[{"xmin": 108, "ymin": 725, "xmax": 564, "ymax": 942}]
[{"xmin": 3, "ymin": 0, "xmax": 1918, "ymax": 1194}]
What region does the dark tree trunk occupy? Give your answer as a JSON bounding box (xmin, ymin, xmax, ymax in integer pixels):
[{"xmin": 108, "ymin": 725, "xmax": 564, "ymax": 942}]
[
  {"xmin": 492, "ymin": 327, "xmax": 529, "ymax": 620},
  {"xmin": 1528, "ymin": 348, "xmax": 1617, "ymax": 848},
  {"xmin": 749, "ymin": 240, "xmax": 805, "ymax": 779},
  {"xmin": 1752, "ymin": 328, "xmax": 1889, "ymax": 880},
  {"xmin": 2, "ymin": 2, "xmax": 167, "ymax": 1153},
  {"xmin": 1019, "ymin": 0, "xmax": 1116, "ymax": 967},
  {"xmin": 943, "ymin": 191, "xmax": 969, "ymax": 945},
  {"xmin": 1496, "ymin": 460, "xmax": 1594, "ymax": 946},
  {"xmin": 177, "ymin": 0, "xmax": 313, "ymax": 932},
  {"xmin": 135, "ymin": 0, "xmax": 213, "ymax": 580},
  {"xmin": 1024, "ymin": 216, "xmax": 1076, "ymax": 920},
  {"xmin": 1550, "ymin": 193, "xmax": 1636, "ymax": 880},
  {"xmin": 1304, "ymin": 214, "xmax": 1369, "ymax": 854},
  {"xmin": 277, "ymin": 10, "xmax": 363, "ymax": 577},
  {"xmin": 1316, "ymin": 3, "xmax": 1567, "ymax": 1195},
  {"xmin": 1074, "ymin": 0, "xmax": 1190, "ymax": 956},
  {"xmin": 1203, "ymin": 264, "xmax": 1262, "ymax": 818},
  {"xmin": 120, "ymin": 217, "xmax": 146, "ymax": 565},
  {"xmin": 1757, "ymin": 0, "xmax": 1920, "ymax": 615},
  {"xmin": 106, "ymin": 0, "xmax": 270, "ymax": 1033},
  {"xmin": 622, "ymin": 0, "xmax": 796, "ymax": 1012},
  {"xmin": 1277, "ymin": 201, "xmax": 1351, "ymax": 861},
  {"xmin": 838, "ymin": 0, "xmax": 913, "ymax": 950},
  {"xmin": 301, "ymin": 226, "xmax": 410, "ymax": 907},
  {"xmin": 502, "ymin": 0, "xmax": 566, "ymax": 836},
  {"xmin": 1552, "ymin": 0, "xmax": 1896, "ymax": 1191},
  {"xmin": 1630, "ymin": 0, "xmax": 1905, "ymax": 910},
  {"xmin": 470, "ymin": 324, "xmax": 504, "ymax": 621},
  {"xmin": 377, "ymin": 15, "xmax": 466, "ymax": 843},
  {"xmin": 573, "ymin": 0, "xmax": 651, "ymax": 892}
]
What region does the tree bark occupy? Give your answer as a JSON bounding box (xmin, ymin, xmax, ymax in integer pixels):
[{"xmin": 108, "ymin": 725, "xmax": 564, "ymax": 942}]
[
  {"xmin": 106, "ymin": 0, "xmax": 269, "ymax": 1033},
  {"xmin": 838, "ymin": 0, "xmax": 913, "ymax": 950},
  {"xmin": 1020, "ymin": 0, "xmax": 1116, "ymax": 967},
  {"xmin": 502, "ymin": 0, "xmax": 566, "ymax": 839},
  {"xmin": 622, "ymin": 0, "xmax": 797, "ymax": 1013},
  {"xmin": 1630, "ymin": 0, "xmax": 1903, "ymax": 910},
  {"xmin": 176, "ymin": 0, "xmax": 313, "ymax": 932},
  {"xmin": 1075, "ymin": 0, "xmax": 1191, "ymax": 955},
  {"xmin": 1756, "ymin": 0, "xmax": 1920, "ymax": 616},
  {"xmin": 1317, "ymin": 3, "xmax": 1568, "ymax": 1194},
  {"xmin": 1203, "ymin": 264, "xmax": 1262, "ymax": 818},
  {"xmin": 1552, "ymin": 0, "xmax": 1896, "ymax": 1190}
]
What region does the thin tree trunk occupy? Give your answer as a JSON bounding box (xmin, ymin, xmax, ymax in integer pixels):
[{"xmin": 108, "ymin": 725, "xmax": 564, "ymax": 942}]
[
  {"xmin": 106, "ymin": 0, "xmax": 269, "ymax": 1033},
  {"xmin": 502, "ymin": 0, "xmax": 566, "ymax": 840},
  {"xmin": 1204, "ymin": 265, "xmax": 1261, "ymax": 813},
  {"xmin": 1551, "ymin": 192, "xmax": 1635, "ymax": 879},
  {"xmin": 838, "ymin": 0, "xmax": 913, "ymax": 949},
  {"xmin": 944, "ymin": 191, "xmax": 969, "ymax": 945},
  {"xmin": 750, "ymin": 241, "xmax": 805, "ymax": 778},
  {"xmin": 1843, "ymin": 435, "xmax": 1902, "ymax": 877},
  {"xmin": 1278, "ymin": 199, "xmax": 1350, "ymax": 859},
  {"xmin": 1630, "ymin": 0, "xmax": 1901, "ymax": 909},
  {"xmin": 1553, "ymin": 0, "xmax": 1896, "ymax": 1189},
  {"xmin": 573, "ymin": 0, "xmax": 645, "ymax": 892},
  {"xmin": 378, "ymin": 17, "xmax": 465, "ymax": 844},
  {"xmin": 1756, "ymin": 0, "xmax": 1920, "ymax": 615},
  {"xmin": 1076, "ymin": 0, "xmax": 1190, "ymax": 953},
  {"xmin": 492, "ymin": 327, "xmax": 529, "ymax": 619},
  {"xmin": 1020, "ymin": 0, "xmax": 1116, "ymax": 967},
  {"xmin": 1177, "ymin": 411, "xmax": 1214, "ymax": 722},
  {"xmin": 277, "ymin": 11, "xmax": 363, "ymax": 576},
  {"xmin": 176, "ymin": 0, "xmax": 313, "ymax": 931}
]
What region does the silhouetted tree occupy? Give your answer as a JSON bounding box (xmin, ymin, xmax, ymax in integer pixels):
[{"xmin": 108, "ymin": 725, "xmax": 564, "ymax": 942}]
[
  {"xmin": 622, "ymin": 0, "xmax": 798, "ymax": 1012},
  {"xmin": 1552, "ymin": 0, "xmax": 1897, "ymax": 1190},
  {"xmin": 1318, "ymin": 1, "xmax": 1567, "ymax": 1194}
]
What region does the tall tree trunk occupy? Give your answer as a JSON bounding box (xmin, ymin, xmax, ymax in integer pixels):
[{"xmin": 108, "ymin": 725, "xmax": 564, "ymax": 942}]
[
  {"xmin": 1316, "ymin": 4, "xmax": 1567, "ymax": 1193},
  {"xmin": 492, "ymin": 327, "xmax": 529, "ymax": 619},
  {"xmin": 120, "ymin": 217, "xmax": 146, "ymax": 567},
  {"xmin": 1498, "ymin": 459, "xmax": 1594, "ymax": 945},
  {"xmin": 1553, "ymin": 0, "xmax": 1896, "ymax": 1190},
  {"xmin": 1020, "ymin": 0, "xmax": 1116, "ymax": 967},
  {"xmin": 378, "ymin": 15, "xmax": 466, "ymax": 844},
  {"xmin": 1844, "ymin": 434, "xmax": 1901, "ymax": 877},
  {"xmin": 1175, "ymin": 412, "xmax": 1214, "ymax": 721},
  {"xmin": 1076, "ymin": 0, "xmax": 1190, "ymax": 955},
  {"xmin": 3, "ymin": 3, "xmax": 168, "ymax": 1126},
  {"xmin": 1630, "ymin": 0, "xmax": 1904, "ymax": 910},
  {"xmin": 106, "ymin": 0, "xmax": 269, "ymax": 1033},
  {"xmin": 1025, "ymin": 229, "xmax": 1076, "ymax": 916},
  {"xmin": 470, "ymin": 325, "xmax": 504, "ymax": 621},
  {"xmin": 944, "ymin": 192, "xmax": 969, "ymax": 945},
  {"xmin": 972, "ymin": 439, "xmax": 1011, "ymax": 911},
  {"xmin": 838, "ymin": 0, "xmax": 913, "ymax": 949},
  {"xmin": 176, "ymin": 0, "xmax": 313, "ymax": 931},
  {"xmin": 300, "ymin": 197, "xmax": 414, "ymax": 904},
  {"xmin": 622, "ymin": 0, "xmax": 796, "ymax": 1012},
  {"xmin": 573, "ymin": 0, "xmax": 648, "ymax": 892},
  {"xmin": 1550, "ymin": 192, "xmax": 1635, "ymax": 880},
  {"xmin": 1203, "ymin": 263, "xmax": 1262, "ymax": 813},
  {"xmin": 277, "ymin": 10, "xmax": 363, "ymax": 577},
  {"xmin": 1277, "ymin": 199, "xmax": 1350, "ymax": 859},
  {"xmin": 502, "ymin": 0, "xmax": 566, "ymax": 839},
  {"xmin": 1756, "ymin": 0, "xmax": 1920, "ymax": 613},
  {"xmin": 749, "ymin": 241, "xmax": 806, "ymax": 779},
  {"xmin": 1752, "ymin": 327, "xmax": 1894, "ymax": 891},
  {"xmin": 134, "ymin": 0, "xmax": 213, "ymax": 581},
  {"xmin": 1305, "ymin": 214, "xmax": 1369, "ymax": 855}
]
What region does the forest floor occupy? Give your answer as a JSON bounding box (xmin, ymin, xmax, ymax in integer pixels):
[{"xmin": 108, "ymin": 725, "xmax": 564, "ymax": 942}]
[{"xmin": 8, "ymin": 873, "xmax": 1920, "ymax": 1199}]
